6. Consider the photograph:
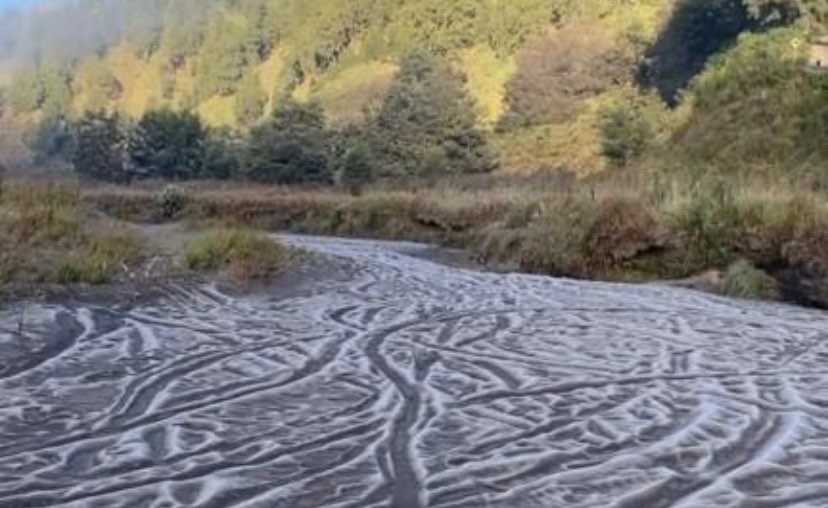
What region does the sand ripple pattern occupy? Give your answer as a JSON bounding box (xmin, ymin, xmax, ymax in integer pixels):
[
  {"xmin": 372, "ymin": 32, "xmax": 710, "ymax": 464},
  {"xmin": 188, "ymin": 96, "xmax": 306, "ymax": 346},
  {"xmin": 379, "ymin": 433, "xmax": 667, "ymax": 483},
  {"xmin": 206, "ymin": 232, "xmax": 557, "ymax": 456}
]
[{"xmin": 2, "ymin": 235, "xmax": 828, "ymax": 508}]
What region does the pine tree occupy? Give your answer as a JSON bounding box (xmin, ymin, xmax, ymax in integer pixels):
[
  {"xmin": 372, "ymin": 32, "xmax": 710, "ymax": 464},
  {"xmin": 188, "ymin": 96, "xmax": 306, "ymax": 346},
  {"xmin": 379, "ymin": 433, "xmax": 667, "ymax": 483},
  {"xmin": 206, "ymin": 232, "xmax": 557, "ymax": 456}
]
[
  {"xmin": 202, "ymin": 127, "xmax": 243, "ymax": 179},
  {"xmin": 373, "ymin": 51, "xmax": 496, "ymax": 177}
]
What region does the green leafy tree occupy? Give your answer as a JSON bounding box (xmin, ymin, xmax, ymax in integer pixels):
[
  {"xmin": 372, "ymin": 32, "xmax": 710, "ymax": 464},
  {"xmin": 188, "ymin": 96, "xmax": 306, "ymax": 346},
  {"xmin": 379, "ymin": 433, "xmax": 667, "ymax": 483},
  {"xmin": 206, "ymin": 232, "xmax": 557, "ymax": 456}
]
[
  {"xmin": 373, "ymin": 51, "xmax": 496, "ymax": 177},
  {"xmin": 244, "ymin": 100, "xmax": 332, "ymax": 184},
  {"xmin": 641, "ymin": 0, "xmax": 803, "ymax": 103},
  {"xmin": 133, "ymin": 109, "xmax": 206, "ymax": 180}
]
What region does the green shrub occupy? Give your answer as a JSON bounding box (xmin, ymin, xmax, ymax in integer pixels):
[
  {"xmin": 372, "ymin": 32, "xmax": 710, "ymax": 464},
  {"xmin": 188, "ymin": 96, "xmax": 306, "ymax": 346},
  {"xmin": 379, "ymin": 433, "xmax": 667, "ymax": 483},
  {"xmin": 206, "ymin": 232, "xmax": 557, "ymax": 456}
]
[{"xmin": 155, "ymin": 184, "xmax": 188, "ymax": 219}]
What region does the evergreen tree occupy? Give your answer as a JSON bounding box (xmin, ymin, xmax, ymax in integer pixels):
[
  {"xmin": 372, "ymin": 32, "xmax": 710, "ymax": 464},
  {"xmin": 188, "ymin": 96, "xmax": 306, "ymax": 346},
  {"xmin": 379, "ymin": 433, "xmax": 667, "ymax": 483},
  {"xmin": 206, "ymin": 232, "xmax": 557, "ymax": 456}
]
[
  {"xmin": 600, "ymin": 102, "xmax": 654, "ymax": 168},
  {"xmin": 202, "ymin": 127, "xmax": 243, "ymax": 179},
  {"xmin": 244, "ymin": 100, "xmax": 332, "ymax": 184},
  {"xmin": 373, "ymin": 51, "xmax": 496, "ymax": 177},
  {"xmin": 72, "ymin": 112, "xmax": 134, "ymax": 183},
  {"xmin": 337, "ymin": 140, "xmax": 375, "ymax": 195}
]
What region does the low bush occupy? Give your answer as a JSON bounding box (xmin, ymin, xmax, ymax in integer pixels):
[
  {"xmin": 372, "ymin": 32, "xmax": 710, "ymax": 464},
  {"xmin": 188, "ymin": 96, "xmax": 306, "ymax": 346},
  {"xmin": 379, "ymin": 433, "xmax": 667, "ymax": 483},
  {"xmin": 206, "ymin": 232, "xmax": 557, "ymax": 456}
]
[{"xmin": 155, "ymin": 184, "xmax": 188, "ymax": 219}]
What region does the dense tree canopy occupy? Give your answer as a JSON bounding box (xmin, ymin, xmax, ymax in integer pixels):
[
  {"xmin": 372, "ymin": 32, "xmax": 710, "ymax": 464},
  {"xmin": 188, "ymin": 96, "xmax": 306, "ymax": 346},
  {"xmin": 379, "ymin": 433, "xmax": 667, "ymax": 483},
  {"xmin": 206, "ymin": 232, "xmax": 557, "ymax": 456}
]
[
  {"xmin": 132, "ymin": 109, "xmax": 205, "ymax": 180},
  {"xmin": 244, "ymin": 101, "xmax": 332, "ymax": 184}
]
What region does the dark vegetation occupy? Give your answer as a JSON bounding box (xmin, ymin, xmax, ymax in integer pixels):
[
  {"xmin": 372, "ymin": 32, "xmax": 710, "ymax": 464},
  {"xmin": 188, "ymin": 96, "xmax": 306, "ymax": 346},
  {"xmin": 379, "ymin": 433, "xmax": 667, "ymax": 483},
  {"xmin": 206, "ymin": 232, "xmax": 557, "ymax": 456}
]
[
  {"xmin": 36, "ymin": 52, "xmax": 494, "ymax": 188},
  {"xmin": 641, "ymin": 0, "xmax": 806, "ymax": 103}
]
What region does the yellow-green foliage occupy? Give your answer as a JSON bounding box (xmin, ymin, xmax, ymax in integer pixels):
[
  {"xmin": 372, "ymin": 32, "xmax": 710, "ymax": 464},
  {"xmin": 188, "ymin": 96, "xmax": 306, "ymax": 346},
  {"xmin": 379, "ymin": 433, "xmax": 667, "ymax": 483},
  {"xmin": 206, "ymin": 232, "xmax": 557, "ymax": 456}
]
[
  {"xmin": 198, "ymin": 95, "xmax": 237, "ymax": 127},
  {"xmin": 186, "ymin": 228, "xmax": 288, "ymax": 280},
  {"xmin": 459, "ymin": 45, "xmax": 515, "ymax": 127},
  {"xmin": 8, "ymin": 0, "xmax": 828, "ymax": 178},
  {"xmin": 310, "ymin": 61, "xmax": 398, "ymax": 125},
  {"xmin": 493, "ymin": 99, "xmax": 606, "ymax": 174}
]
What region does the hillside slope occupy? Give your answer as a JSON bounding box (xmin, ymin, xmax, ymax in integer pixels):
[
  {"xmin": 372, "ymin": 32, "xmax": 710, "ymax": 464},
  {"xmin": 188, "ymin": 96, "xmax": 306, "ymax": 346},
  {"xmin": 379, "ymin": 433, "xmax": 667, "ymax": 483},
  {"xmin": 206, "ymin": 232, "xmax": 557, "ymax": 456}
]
[{"xmin": 0, "ymin": 0, "xmax": 826, "ymax": 174}]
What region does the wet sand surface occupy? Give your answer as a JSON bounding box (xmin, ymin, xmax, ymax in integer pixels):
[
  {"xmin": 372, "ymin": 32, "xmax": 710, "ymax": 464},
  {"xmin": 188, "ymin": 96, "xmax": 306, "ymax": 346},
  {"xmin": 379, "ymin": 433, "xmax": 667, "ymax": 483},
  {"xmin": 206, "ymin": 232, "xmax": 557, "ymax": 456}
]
[{"xmin": 2, "ymin": 235, "xmax": 828, "ymax": 508}]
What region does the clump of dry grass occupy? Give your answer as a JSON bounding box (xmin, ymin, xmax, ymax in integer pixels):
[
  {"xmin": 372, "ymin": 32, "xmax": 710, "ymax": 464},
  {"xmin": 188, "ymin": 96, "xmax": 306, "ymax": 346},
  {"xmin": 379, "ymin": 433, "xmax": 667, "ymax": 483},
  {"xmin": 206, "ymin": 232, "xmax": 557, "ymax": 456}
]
[
  {"xmin": 723, "ymin": 259, "xmax": 780, "ymax": 300},
  {"xmin": 185, "ymin": 228, "xmax": 288, "ymax": 281},
  {"xmin": 0, "ymin": 180, "xmax": 143, "ymax": 290}
]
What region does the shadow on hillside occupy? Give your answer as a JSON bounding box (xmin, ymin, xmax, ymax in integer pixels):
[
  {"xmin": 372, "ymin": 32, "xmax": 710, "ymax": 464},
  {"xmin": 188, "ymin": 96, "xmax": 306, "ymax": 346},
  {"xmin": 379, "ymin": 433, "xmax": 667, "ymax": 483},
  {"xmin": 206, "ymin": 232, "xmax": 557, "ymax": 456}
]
[
  {"xmin": 638, "ymin": 0, "xmax": 798, "ymax": 105},
  {"xmin": 639, "ymin": 0, "xmax": 752, "ymax": 104}
]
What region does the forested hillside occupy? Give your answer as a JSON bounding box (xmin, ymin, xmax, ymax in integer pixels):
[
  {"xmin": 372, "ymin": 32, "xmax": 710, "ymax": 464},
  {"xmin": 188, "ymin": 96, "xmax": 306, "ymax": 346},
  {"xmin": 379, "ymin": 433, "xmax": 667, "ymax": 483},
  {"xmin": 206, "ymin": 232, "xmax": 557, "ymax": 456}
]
[{"xmin": 0, "ymin": 0, "xmax": 826, "ymax": 178}]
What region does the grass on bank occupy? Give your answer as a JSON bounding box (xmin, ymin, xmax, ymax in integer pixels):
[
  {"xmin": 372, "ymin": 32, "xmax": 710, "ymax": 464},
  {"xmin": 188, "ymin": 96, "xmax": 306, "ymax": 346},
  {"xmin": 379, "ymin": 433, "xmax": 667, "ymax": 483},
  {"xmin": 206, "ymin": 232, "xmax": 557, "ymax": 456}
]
[
  {"xmin": 185, "ymin": 228, "xmax": 289, "ymax": 281},
  {"xmin": 85, "ymin": 172, "xmax": 828, "ymax": 306},
  {"xmin": 0, "ymin": 180, "xmax": 144, "ymax": 291}
]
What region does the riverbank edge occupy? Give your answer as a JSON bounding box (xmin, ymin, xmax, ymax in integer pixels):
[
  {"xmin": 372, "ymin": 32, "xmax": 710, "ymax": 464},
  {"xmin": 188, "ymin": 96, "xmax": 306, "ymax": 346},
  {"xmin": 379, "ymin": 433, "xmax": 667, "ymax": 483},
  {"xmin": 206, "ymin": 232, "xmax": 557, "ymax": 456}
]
[{"xmin": 85, "ymin": 184, "xmax": 828, "ymax": 310}]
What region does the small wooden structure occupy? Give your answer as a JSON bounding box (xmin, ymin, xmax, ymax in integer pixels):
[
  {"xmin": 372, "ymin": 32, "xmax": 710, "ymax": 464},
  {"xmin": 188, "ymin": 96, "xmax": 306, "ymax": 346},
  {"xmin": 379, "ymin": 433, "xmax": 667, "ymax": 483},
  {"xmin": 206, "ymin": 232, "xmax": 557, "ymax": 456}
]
[{"xmin": 809, "ymin": 36, "xmax": 828, "ymax": 71}]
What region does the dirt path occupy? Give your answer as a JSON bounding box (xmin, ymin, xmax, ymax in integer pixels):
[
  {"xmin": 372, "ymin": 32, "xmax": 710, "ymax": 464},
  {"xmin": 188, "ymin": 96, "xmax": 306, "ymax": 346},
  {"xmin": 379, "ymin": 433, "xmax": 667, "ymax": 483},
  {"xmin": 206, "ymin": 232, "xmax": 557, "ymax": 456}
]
[{"xmin": 1, "ymin": 235, "xmax": 827, "ymax": 507}]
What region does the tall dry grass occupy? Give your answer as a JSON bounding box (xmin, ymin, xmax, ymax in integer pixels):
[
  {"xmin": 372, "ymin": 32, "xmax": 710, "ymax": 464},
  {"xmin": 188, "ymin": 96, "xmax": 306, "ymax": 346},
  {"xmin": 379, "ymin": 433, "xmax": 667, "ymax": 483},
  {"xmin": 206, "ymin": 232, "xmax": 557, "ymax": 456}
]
[{"xmin": 1, "ymin": 180, "xmax": 144, "ymax": 291}]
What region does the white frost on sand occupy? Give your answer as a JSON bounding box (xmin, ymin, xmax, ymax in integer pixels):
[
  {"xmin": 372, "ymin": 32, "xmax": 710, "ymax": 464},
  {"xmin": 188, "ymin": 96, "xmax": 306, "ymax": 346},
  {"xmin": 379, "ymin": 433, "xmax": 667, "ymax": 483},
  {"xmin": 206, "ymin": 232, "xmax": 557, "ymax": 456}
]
[{"xmin": 1, "ymin": 235, "xmax": 828, "ymax": 507}]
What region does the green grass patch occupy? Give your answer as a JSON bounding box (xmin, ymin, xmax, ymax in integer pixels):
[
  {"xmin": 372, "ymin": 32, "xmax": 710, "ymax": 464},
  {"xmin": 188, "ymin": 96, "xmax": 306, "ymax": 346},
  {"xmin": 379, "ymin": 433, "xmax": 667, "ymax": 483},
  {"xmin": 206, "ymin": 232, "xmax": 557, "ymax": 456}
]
[{"xmin": 186, "ymin": 228, "xmax": 288, "ymax": 280}]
